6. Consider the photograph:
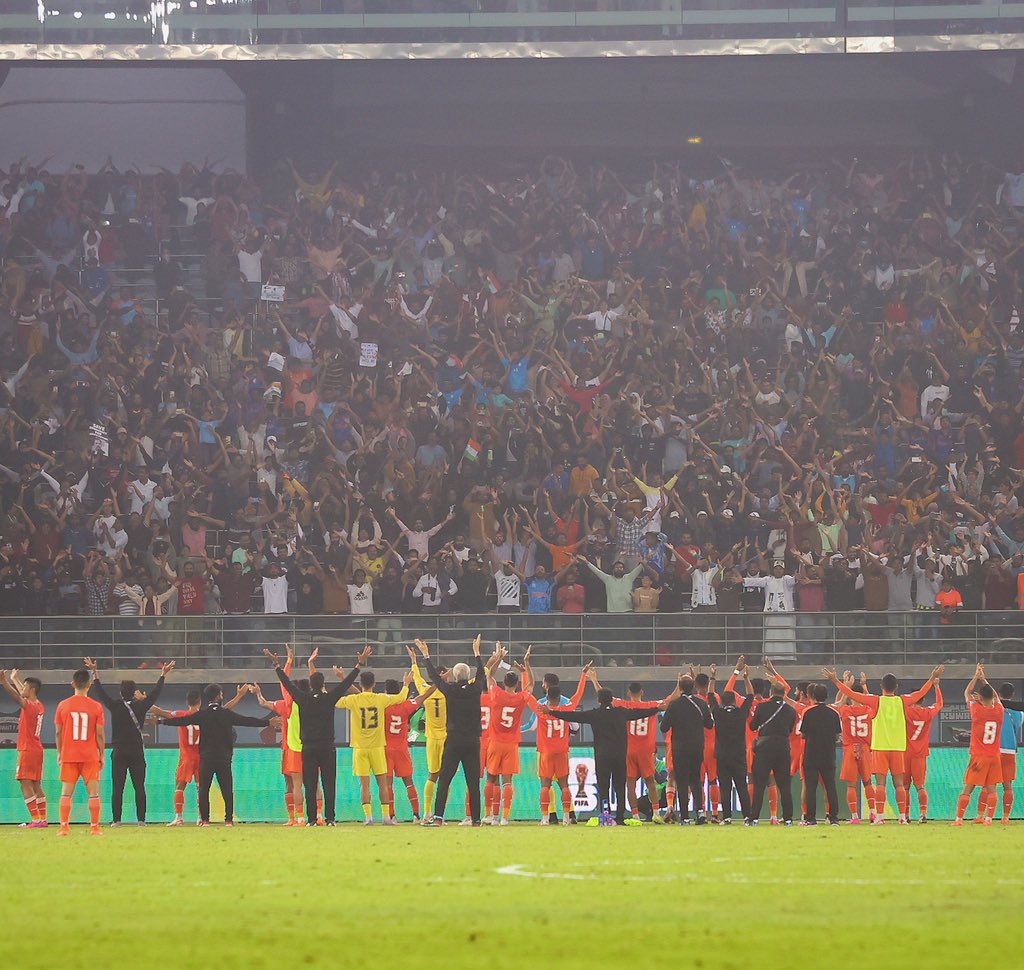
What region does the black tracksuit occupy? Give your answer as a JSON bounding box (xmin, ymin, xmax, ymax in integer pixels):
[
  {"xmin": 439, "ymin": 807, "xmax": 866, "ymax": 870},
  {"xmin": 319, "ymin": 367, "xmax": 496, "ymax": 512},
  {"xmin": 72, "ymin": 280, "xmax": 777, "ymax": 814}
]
[
  {"xmin": 798, "ymin": 703, "xmax": 842, "ymax": 823},
  {"xmin": 92, "ymin": 675, "xmax": 164, "ymax": 823},
  {"xmin": 709, "ymin": 693, "xmax": 754, "ymax": 821},
  {"xmin": 277, "ymin": 665, "xmax": 360, "ymax": 824},
  {"xmin": 551, "ymin": 703, "xmax": 653, "ymax": 824},
  {"xmin": 423, "ymin": 655, "xmax": 486, "ymax": 822},
  {"xmin": 749, "ymin": 697, "xmax": 797, "ymax": 822},
  {"xmin": 660, "ymin": 694, "xmax": 714, "ymax": 820},
  {"xmin": 161, "ymin": 703, "xmax": 270, "ymax": 822}
]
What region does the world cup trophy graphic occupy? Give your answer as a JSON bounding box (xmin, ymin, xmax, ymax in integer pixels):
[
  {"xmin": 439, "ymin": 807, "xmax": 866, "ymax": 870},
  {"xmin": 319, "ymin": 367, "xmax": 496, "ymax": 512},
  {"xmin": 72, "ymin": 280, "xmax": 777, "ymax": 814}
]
[{"xmin": 574, "ymin": 762, "xmax": 590, "ymax": 806}]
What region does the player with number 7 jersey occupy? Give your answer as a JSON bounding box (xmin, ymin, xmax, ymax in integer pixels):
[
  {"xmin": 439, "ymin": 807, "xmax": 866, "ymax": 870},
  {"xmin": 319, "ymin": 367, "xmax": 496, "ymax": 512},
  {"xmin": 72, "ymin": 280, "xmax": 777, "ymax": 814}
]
[
  {"xmin": 524, "ymin": 671, "xmax": 589, "ymax": 824},
  {"xmin": 904, "ymin": 682, "xmax": 943, "ymax": 822}
]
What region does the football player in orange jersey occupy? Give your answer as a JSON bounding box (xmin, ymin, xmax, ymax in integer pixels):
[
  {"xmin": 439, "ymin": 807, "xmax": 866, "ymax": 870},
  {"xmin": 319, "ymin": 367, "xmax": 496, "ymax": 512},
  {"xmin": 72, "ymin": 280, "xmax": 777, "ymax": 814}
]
[
  {"xmin": 524, "ymin": 664, "xmax": 590, "ymax": 824},
  {"xmin": 835, "ymin": 671, "xmax": 877, "ymax": 823},
  {"xmin": 1, "ymin": 669, "xmax": 47, "ymax": 827},
  {"xmin": 484, "ymin": 646, "xmax": 534, "ymax": 825},
  {"xmin": 54, "ymin": 668, "xmax": 105, "ymax": 836},
  {"xmin": 903, "ymin": 670, "xmax": 943, "ymax": 823},
  {"xmin": 953, "ymin": 664, "xmax": 1004, "ymax": 827}
]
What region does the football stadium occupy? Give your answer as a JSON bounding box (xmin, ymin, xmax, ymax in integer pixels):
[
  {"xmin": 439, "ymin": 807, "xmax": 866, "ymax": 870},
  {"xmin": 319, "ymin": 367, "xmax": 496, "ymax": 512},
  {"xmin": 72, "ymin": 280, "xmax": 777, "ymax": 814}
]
[{"xmin": 2, "ymin": 2, "xmax": 1024, "ymax": 966}]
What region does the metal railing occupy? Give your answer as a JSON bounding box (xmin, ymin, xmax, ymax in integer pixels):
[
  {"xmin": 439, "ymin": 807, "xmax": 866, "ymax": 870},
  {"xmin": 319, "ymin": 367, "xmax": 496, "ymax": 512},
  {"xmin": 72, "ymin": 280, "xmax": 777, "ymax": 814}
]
[
  {"xmin": 3, "ymin": 1, "xmax": 1024, "ymax": 50},
  {"xmin": 2, "ymin": 610, "xmax": 1023, "ymax": 670}
]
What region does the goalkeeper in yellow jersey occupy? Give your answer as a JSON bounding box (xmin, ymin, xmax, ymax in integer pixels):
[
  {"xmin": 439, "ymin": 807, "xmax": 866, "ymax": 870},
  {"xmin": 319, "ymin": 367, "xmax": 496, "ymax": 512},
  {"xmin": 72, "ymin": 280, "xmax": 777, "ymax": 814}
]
[{"xmin": 337, "ymin": 669, "xmax": 410, "ymax": 824}]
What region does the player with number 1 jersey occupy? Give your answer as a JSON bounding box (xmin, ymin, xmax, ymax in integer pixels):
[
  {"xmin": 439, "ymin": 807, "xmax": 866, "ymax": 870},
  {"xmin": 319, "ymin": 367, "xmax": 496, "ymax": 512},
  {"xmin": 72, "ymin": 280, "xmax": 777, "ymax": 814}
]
[{"xmin": 412, "ymin": 651, "xmax": 447, "ymax": 819}]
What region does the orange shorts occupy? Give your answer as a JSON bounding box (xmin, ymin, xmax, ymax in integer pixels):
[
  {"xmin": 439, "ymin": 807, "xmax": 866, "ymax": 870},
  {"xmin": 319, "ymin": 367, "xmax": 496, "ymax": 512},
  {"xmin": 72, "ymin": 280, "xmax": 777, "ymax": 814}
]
[
  {"xmin": 790, "ymin": 740, "xmax": 804, "ymax": 778},
  {"xmin": 626, "ymin": 748, "xmax": 656, "ymax": 780},
  {"xmin": 840, "ymin": 744, "xmax": 873, "ymax": 783},
  {"xmin": 965, "ymin": 754, "xmax": 1002, "ymax": 787},
  {"xmin": 701, "ymin": 755, "xmax": 718, "ymax": 783},
  {"xmin": 60, "ymin": 761, "xmax": 100, "ymax": 784},
  {"xmin": 176, "ymin": 754, "xmax": 200, "ymax": 785},
  {"xmin": 16, "ymin": 747, "xmax": 43, "ymax": 782},
  {"xmin": 281, "ymin": 748, "xmax": 302, "ymax": 776},
  {"xmin": 480, "ymin": 737, "xmax": 490, "ymax": 774},
  {"xmin": 999, "ymin": 753, "xmax": 1015, "ymax": 786},
  {"xmin": 904, "ymin": 753, "xmax": 928, "ymax": 788},
  {"xmin": 871, "ymin": 750, "xmax": 905, "ymax": 777},
  {"xmin": 538, "ymin": 751, "xmax": 569, "ymax": 780},
  {"xmin": 387, "ymin": 745, "xmax": 413, "ymax": 779},
  {"xmin": 1001, "ymin": 753, "xmax": 1017, "ymax": 784},
  {"xmin": 486, "ymin": 740, "xmax": 520, "ymax": 776}
]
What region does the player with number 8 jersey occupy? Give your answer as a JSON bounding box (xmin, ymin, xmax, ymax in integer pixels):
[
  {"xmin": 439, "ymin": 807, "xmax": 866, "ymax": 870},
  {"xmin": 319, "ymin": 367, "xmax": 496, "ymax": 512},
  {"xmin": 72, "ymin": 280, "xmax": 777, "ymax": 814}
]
[{"xmin": 953, "ymin": 664, "xmax": 1004, "ymax": 826}]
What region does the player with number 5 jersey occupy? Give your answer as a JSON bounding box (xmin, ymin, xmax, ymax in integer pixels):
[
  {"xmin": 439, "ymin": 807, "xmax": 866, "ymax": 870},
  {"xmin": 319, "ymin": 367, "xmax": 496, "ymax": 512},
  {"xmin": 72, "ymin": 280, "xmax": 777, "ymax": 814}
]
[
  {"xmin": 524, "ymin": 666, "xmax": 590, "ymax": 824},
  {"xmin": 54, "ymin": 668, "xmax": 105, "ymax": 836},
  {"xmin": 1, "ymin": 669, "xmax": 46, "ymax": 827},
  {"xmin": 336, "ymin": 669, "xmax": 409, "ymax": 824},
  {"xmin": 484, "ymin": 646, "xmax": 534, "ymax": 825}
]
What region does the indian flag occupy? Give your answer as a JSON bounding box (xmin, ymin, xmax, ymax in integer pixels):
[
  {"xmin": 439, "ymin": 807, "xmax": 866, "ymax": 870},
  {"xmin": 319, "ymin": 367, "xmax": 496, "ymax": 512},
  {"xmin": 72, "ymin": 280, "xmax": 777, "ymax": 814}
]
[{"xmin": 464, "ymin": 438, "xmax": 481, "ymax": 462}]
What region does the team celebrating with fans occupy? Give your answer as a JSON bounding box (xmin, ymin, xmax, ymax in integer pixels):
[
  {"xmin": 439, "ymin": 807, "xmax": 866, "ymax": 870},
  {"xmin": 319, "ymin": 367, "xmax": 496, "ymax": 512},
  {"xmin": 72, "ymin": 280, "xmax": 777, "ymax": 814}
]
[{"xmin": 2, "ymin": 642, "xmax": 1021, "ymax": 831}]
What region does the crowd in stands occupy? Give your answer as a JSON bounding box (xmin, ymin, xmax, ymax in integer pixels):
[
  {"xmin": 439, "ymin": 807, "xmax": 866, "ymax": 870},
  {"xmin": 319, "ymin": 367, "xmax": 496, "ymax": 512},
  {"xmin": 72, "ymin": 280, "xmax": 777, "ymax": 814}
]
[{"xmin": 0, "ymin": 150, "xmax": 1024, "ymax": 623}]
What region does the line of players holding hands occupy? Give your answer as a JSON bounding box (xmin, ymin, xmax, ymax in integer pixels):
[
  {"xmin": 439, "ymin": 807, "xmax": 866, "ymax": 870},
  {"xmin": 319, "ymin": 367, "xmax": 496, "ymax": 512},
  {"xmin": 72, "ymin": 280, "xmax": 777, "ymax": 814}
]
[{"xmin": 2, "ymin": 640, "xmax": 1022, "ymax": 832}]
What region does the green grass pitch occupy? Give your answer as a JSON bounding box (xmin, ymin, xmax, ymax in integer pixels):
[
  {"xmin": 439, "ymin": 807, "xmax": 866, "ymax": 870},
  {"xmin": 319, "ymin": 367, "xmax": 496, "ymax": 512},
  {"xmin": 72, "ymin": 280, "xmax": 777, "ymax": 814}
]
[{"xmin": 3, "ymin": 823, "xmax": 1022, "ymax": 969}]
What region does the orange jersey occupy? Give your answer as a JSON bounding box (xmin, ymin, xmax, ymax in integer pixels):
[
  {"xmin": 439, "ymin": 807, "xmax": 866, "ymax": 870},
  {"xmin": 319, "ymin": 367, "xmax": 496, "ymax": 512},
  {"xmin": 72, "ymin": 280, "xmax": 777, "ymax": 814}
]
[
  {"xmin": 54, "ymin": 694, "xmax": 104, "ymax": 764},
  {"xmin": 526, "ymin": 674, "xmax": 587, "ymax": 756},
  {"xmin": 170, "ymin": 709, "xmax": 201, "ymax": 757},
  {"xmin": 480, "ymin": 686, "xmax": 495, "ymax": 738},
  {"xmin": 613, "ymin": 699, "xmax": 661, "ymax": 756},
  {"xmin": 385, "ymin": 699, "xmax": 419, "ymax": 749},
  {"xmin": 905, "ymin": 705, "xmax": 940, "ymax": 757},
  {"xmin": 969, "ymin": 702, "xmax": 1004, "ymax": 758},
  {"xmin": 839, "ymin": 702, "xmax": 873, "ymax": 748},
  {"xmin": 269, "ymin": 698, "xmax": 293, "ymax": 751},
  {"xmin": 18, "ymin": 699, "xmax": 44, "ymax": 753},
  {"xmin": 792, "ymin": 699, "xmax": 812, "ymax": 743},
  {"xmin": 488, "ymin": 688, "xmax": 531, "ymax": 743},
  {"xmin": 696, "ymin": 693, "xmax": 717, "ymax": 754}
]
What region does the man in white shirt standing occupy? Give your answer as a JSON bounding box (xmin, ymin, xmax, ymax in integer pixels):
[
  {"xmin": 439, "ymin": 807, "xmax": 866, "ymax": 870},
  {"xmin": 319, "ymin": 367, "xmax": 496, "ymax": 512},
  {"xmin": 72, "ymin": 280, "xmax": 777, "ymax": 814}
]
[
  {"xmin": 412, "ymin": 558, "xmax": 457, "ymax": 614},
  {"xmin": 128, "ymin": 466, "xmax": 156, "ymax": 515},
  {"xmin": 261, "ymin": 562, "xmax": 289, "ymax": 614},
  {"xmin": 690, "ymin": 555, "xmax": 718, "ymax": 610},
  {"xmin": 743, "ymin": 559, "xmax": 796, "ymax": 613},
  {"xmin": 490, "ymin": 553, "xmax": 524, "ymax": 614}
]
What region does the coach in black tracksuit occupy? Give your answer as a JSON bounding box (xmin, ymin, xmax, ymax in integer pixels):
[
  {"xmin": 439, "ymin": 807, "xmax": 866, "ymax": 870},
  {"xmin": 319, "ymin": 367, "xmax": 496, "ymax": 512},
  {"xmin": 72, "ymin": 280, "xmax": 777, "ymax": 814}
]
[
  {"xmin": 161, "ymin": 684, "xmax": 270, "ymax": 823},
  {"xmin": 660, "ymin": 679, "xmax": 714, "ymax": 823},
  {"xmin": 273, "ymin": 647, "xmax": 368, "ymax": 825},
  {"xmin": 749, "ymin": 684, "xmax": 797, "ymax": 824},
  {"xmin": 550, "ymin": 689, "xmax": 654, "ymax": 825},
  {"xmin": 798, "ymin": 685, "xmax": 842, "ymax": 825},
  {"xmin": 419, "ymin": 642, "xmax": 487, "ymax": 824},
  {"xmin": 88, "ymin": 659, "xmax": 172, "ymax": 824},
  {"xmin": 709, "ymin": 689, "xmax": 754, "ymax": 823}
]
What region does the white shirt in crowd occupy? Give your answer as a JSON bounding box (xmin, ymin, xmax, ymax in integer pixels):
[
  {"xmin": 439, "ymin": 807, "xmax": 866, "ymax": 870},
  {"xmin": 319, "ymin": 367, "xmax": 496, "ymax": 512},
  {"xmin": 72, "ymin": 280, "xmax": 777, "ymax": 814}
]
[
  {"xmin": 261, "ymin": 574, "xmax": 289, "ymax": 614},
  {"xmin": 129, "ymin": 477, "xmax": 156, "ymax": 515},
  {"xmin": 237, "ymin": 248, "xmax": 264, "ymax": 283},
  {"xmin": 494, "ymin": 570, "xmax": 522, "ymax": 608},
  {"xmin": 690, "ymin": 566, "xmax": 718, "ymax": 608},
  {"xmin": 413, "ymin": 573, "xmax": 457, "ymax": 608},
  {"xmin": 347, "ymin": 582, "xmax": 374, "ymax": 615},
  {"xmin": 743, "ymin": 574, "xmax": 796, "ymax": 612}
]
